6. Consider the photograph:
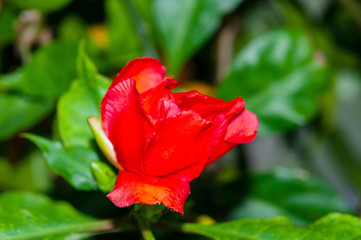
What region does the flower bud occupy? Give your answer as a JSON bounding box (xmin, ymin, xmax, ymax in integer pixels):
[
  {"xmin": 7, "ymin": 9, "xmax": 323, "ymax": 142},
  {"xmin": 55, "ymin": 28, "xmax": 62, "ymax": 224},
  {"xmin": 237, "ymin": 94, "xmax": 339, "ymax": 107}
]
[{"xmin": 87, "ymin": 116, "xmax": 122, "ymax": 170}]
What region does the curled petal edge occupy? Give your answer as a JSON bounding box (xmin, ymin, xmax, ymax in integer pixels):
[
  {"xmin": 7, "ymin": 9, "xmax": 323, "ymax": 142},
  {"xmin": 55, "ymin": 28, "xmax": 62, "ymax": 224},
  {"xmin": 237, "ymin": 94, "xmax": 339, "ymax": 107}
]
[
  {"xmin": 206, "ymin": 110, "xmax": 259, "ymax": 165},
  {"xmin": 225, "ymin": 109, "xmax": 259, "ymax": 143},
  {"xmin": 111, "ymin": 57, "xmax": 167, "ymax": 93}
]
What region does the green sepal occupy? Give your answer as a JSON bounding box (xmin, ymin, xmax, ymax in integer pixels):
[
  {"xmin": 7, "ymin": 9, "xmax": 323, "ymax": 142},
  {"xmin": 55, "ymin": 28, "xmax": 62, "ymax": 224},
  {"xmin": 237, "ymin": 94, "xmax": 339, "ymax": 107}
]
[
  {"xmin": 90, "ymin": 161, "xmax": 117, "ymax": 193},
  {"xmin": 134, "ymin": 203, "xmax": 166, "ymax": 223},
  {"xmin": 87, "ymin": 116, "xmax": 120, "ymax": 169}
]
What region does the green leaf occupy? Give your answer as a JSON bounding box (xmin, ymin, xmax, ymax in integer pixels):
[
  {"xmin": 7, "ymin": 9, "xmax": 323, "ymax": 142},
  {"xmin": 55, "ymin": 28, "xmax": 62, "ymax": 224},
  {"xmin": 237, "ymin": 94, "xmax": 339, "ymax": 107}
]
[
  {"xmin": 153, "ymin": 0, "xmax": 239, "ymax": 75},
  {"xmin": 216, "ymin": 0, "xmax": 244, "ymax": 14},
  {"xmin": 125, "ymin": 0, "xmax": 158, "ymax": 58},
  {"xmin": 0, "ymin": 93, "xmax": 54, "ymax": 140},
  {"xmin": 0, "ymin": 71, "xmax": 23, "ymax": 89},
  {"xmin": 183, "ymin": 213, "xmax": 361, "ymax": 240},
  {"xmin": 0, "ymin": 42, "xmax": 77, "ymax": 140},
  {"xmin": 57, "ymin": 45, "xmax": 111, "ymax": 148},
  {"xmin": 0, "ymin": 7, "xmax": 17, "ymax": 48},
  {"xmin": 2, "ymin": 41, "xmax": 78, "ymax": 98},
  {"xmin": 105, "ymin": 0, "xmax": 142, "ymax": 56},
  {"xmin": 7, "ymin": 0, "xmax": 72, "ymax": 12},
  {"xmin": 23, "ymin": 41, "xmax": 78, "ymax": 98},
  {"xmin": 131, "ymin": 0, "xmax": 152, "ymax": 22},
  {"xmin": 58, "ymin": 15, "xmax": 88, "ymax": 43},
  {"xmin": 231, "ymin": 167, "xmax": 351, "ymax": 225},
  {"xmin": 218, "ymin": 29, "xmax": 329, "ymax": 135},
  {"xmin": 0, "ymin": 152, "xmax": 52, "ymax": 191},
  {"xmin": 25, "ymin": 134, "xmax": 100, "ymax": 190},
  {"xmin": 0, "ymin": 191, "xmax": 108, "ymax": 240}
]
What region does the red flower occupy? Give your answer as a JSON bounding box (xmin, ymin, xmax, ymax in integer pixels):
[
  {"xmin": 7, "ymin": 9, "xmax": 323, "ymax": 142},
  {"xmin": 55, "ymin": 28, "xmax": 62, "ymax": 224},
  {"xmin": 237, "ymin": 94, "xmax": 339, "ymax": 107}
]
[{"xmin": 100, "ymin": 57, "xmax": 258, "ymax": 215}]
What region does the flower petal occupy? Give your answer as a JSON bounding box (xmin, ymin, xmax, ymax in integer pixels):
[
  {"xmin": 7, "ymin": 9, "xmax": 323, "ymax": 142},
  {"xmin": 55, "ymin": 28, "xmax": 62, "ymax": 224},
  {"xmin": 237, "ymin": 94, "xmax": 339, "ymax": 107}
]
[
  {"xmin": 101, "ymin": 79, "xmax": 153, "ymax": 174},
  {"xmin": 107, "ymin": 171, "xmax": 190, "ymax": 215},
  {"xmin": 164, "ymin": 76, "xmax": 179, "ymax": 89},
  {"xmin": 158, "ymin": 100, "xmax": 182, "ymax": 120},
  {"xmin": 206, "ymin": 141, "xmax": 237, "ymax": 166},
  {"xmin": 206, "ymin": 109, "xmax": 258, "ymax": 165},
  {"xmin": 225, "ymin": 109, "xmax": 259, "ymax": 143},
  {"xmin": 111, "ymin": 57, "xmax": 167, "ymax": 93},
  {"xmin": 141, "ymin": 82, "xmax": 176, "ymax": 124},
  {"xmin": 167, "ymin": 114, "xmax": 228, "ymax": 182},
  {"xmin": 174, "ymin": 90, "xmax": 245, "ymax": 121},
  {"xmin": 143, "ymin": 111, "xmax": 207, "ymax": 177}
]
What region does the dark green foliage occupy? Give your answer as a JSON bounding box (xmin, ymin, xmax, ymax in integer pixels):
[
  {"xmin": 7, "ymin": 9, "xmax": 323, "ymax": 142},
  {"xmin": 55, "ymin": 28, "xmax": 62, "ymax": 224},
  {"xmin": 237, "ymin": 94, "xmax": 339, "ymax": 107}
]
[
  {"xmin": 25, "ymin": 134, "xmax": 100, "ymax": 190},
  {"xmin": 218, "ymin": 29, "xmax": 329, "ymax": 135},
  {"xmin": 231, "ymin": 167, "xmax": 351, "ymax": 225},
  {"xmin": 183, "ymin": 213, "xmax": 361, "ymax": 240},
  {"xmin": 0, "ymin": 191, "xmax": 107, "ymax": 239}
]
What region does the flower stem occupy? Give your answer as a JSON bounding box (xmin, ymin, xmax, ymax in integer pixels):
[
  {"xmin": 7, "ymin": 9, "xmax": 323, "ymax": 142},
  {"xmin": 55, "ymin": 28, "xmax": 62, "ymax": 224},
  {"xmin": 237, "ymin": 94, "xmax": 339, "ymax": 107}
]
[{"xmin": 135, "ymin": 215, "xmax": 156, "ymax": 240}]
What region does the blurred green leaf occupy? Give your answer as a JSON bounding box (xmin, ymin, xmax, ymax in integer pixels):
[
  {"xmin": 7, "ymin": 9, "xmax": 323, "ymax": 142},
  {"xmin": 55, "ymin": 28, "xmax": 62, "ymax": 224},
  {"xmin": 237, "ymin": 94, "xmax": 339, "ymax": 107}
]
[
  {"xmin": 1, "ymin": 41, "xmax": 78, "ymax": 98},
  {"xmin": 0, "ymin": 93, "xmax": 54, "ymax": 140},
  {"xmin": 231, "ymin": 167, "xmax": 351, "ymax": 225},
  {"xmin": 0, "ymin": 191, "xmax": 108, "ymax": 239},
  {"xmin": 183, "ymin": 213, "xmax": 361, "ymax": 240},
  {"xmin": 7, "ymin": 0, "xmax": 72, "ymax": 13},
  {"xmin": 235, "ymin": 1, "xmax": 288, "ymax": 48},
  {"xmin": 131, "ymin": 0, "xmax": 152, "ymax": 22},
  {"xmin": 296, "ymin": 0, "xmax": 331, "ymax": 21},
  {"xmin": 25, "ymin": 134, "xmax": 100, "ymax": 191},
  {"xmin": 152, "ymin": 0, "xmax": 243, "ymax": 75},
  {"xmin": 57, "ymin": 45, "xmax": 111, "ymax": 148},
  {"xmin": 0, "ymin": 7, "xmax": 17, "ymax": 48},
  {"xmin": 0, "ymin": 151, "xmax": 52, "ymax": 191},
  {"xmin": 126, "ymin": 0, "xmax": 158, "ymax": 58},
  {"xmin": 218, "ymin": 29, "xmax": 329, "ymax": 135},
  {"xmin": 58, "ymin": 15, "xmax": 88, "ymax": 43},
  {"xmin": 22, "ymin": 41, "xmax": 78, "ymax": 98},
  {"xmin": 0, "ymin": 71, "xmax": 23, "ymax": 89},
  {"xmin": 216, "ymin": 0, "xmax": 244, "ymax": 14},
  {"xmin": 106, "ymin": 0, "xmax": 141, "ymax": 57}
]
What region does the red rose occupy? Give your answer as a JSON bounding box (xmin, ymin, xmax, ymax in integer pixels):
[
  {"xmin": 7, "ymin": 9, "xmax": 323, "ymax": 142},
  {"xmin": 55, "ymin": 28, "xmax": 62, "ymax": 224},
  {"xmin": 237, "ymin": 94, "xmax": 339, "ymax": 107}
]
[{"xmin": 100, "ymin": 57, "xmax": 258, "ymax": 215}]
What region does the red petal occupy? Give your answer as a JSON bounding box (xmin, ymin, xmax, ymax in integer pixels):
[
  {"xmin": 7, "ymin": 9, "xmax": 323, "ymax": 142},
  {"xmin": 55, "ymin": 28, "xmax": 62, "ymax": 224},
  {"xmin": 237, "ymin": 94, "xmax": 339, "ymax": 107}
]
[
  {"xmin": 164, "ymin": 76, "xmax": 179, "ymax": 89},
  {"xmin": 206, "ymin": 109, "xmax": 258, "ymax": 165},
  {"xmin": 143, "ymin": 111, "xmax": 208, "ymax": 177},
  {"xmin": 111, "ymin": 57, "xmax": 167, "ymax": 93},
  {"xmin": 174, "ymin": 91, "xmax": 245, "ymax": 121},
  {"xmin": 167, "ymin": 114, "xmax": 228, "ymax": 182},
  {"xmin": 107, "ymin": 171, "xmax": 190, "ymax": 215},
  {"xmin": 101, "ymin": 79, "xmax": 153, "ymax": 174},
  {"xmin": 206, "ymin": 141, "xmax": 237, "ymax": 166},
  {"xmin": 141, "ymin": 82, "xmax": 176, "ymax": 124},
  {"xmin": 225, "ymin": 109, "xmax": 258, "ymax": 143},
  {"xmin": 158, "ymin": 100, "xmax": 182, "ymax": 122}
]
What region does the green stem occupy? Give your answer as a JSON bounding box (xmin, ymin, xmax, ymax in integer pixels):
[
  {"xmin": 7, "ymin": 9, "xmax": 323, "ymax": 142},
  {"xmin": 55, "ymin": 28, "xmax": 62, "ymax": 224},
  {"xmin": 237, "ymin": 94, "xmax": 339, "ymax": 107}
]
[{"xmin": 135, "ymin": 215, "xmax": 156, "ymax": 240}]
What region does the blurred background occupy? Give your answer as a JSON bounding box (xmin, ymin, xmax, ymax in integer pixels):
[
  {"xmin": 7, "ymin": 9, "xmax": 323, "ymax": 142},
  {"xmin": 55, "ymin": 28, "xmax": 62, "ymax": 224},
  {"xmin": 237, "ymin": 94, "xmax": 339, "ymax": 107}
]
[{"xmin": 0, "ymin": 0, "xmax": 361, "ymax": 239}]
